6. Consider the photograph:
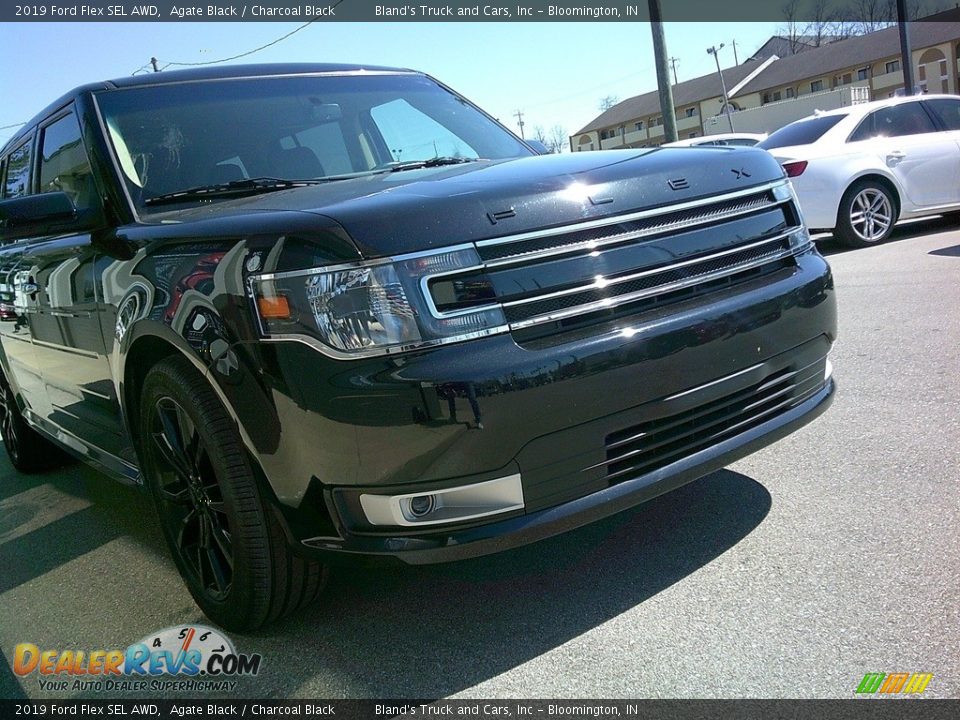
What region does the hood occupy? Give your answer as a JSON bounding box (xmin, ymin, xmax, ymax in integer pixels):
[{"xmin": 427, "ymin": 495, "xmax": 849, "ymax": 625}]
[{"xmin": 149, "ymin": 148, "xmax": 787, "ymax": 258}]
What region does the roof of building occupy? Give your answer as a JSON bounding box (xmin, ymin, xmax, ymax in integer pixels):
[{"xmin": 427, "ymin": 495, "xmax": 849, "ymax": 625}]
[
  {"xmin": 574, "ymin": 10, "xmax": 960, "ymax": 139},
  {"xmin": 746, "ymin": 35, "xmax": 821, "ymax": 62},
  {"xmin": 736, "ymin": 20, "xmax": 960, "ymax": 95},
  {"xmin": 575, "ymin": 61, "xmax": 763, "ymax": 135}
]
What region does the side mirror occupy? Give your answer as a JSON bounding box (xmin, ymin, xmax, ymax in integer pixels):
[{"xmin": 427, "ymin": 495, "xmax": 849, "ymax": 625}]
[
  {"xmin": 0, "ymin": 192, "xmax": 81, "ymax": 243},
  {"xmin": 526, "ymin": 139, "xmax": 551, "ymax": 155}
]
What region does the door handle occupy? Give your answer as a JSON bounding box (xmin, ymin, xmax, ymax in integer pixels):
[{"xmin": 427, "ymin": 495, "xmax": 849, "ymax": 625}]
[{"xmin": 886, "ymin": 150, "xmax": 905, "ymax": 161}]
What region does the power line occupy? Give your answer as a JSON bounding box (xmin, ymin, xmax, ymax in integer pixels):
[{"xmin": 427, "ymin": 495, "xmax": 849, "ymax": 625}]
[
  {"xmin": 156, "ymin": 3, "xmax": 348, "ymax": 69},
  {"xmin": 0, "ymin": 123, "xmax": 25, "ymax": 130}
]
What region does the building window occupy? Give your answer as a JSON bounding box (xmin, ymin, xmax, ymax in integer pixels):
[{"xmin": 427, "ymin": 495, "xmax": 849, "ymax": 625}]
[
  {"xmin": 811, "ymin": 80, "xmax": 824, "ymax": 92},
  {"xmin": 685, "ymin": 107, "xmax": 696, "ymax": 117},
  {"xmin": 652, "ymin": 116, "xmax": 663, "ymax": 126},
  {"xmin": 762, "ymin": 92, "xmax": 771, "ymax": 104},
  {"xmin": 772, "ymin": 91, "xmax": 782, "ymax": 102},
  {"xmin": 858, "ymin": 67, "xmax": 870, "ymax": 81},
  {"xmin": 841, "ymin": 73, "xmax": 852, "ymax": 85},
  {"xmin": 885, "ymin": 60, "xmax": 900, "ymax": 74},
  {"xmin": 688, "ymin": 132, "xmax": 698, "ymax": 138},
  {"xmin": 589, "ymin": 143, "xmax": 594, "ymax": 150},
  {"xmin": 634, "ymin": 121, "xmax": 644, "ymax": 131},
  {"xmin": 786, "ymin": 87, "xmax": 795, "ymax": 98},
  {"xmin": 619, "ymin": 125, "xmax": 625, "ymax": 137}
]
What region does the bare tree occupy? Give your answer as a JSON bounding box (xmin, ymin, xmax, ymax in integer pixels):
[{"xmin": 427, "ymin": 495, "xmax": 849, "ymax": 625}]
[
  {"xmin": 533, "ymin": 125, "xmax": 549, "ymax": 145},
  {"xmin": 548, "ymin": 125, "xmax": 568, "ymax": 154},
  {"xmin": 598, "ymin": 95, "xmax": 620, "ymax": 112},
  {"xmin": 781, "ymin": 0, "xmax": 806, "ymax": 54}
]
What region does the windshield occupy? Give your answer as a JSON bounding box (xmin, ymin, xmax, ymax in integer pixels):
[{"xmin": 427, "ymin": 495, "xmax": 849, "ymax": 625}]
[
  {"xmin": 757, "ymin": 114, "xmax": 847, "ymax": 150},
  {"xmin": 96, "ymin": 73, "xmax": 532, "ymax": 213}
]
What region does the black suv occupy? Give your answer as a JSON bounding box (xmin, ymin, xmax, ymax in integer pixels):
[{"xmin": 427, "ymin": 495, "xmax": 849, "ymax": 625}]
[{"xmin": 0, "ymin": 65, "xmax": 835, "ymax": 630}]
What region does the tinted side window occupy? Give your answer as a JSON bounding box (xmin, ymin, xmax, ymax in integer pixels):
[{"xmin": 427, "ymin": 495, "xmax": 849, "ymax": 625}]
[
  {"xmin": 39, "ymin": 111, "xmax": 95, "ymax": 210},
  {"xmin": 849, "ymin": 103, "xmax": 936, "ymax": 142},
  {"xmin": 4, "ymin": 140, "xmax": 33, "ymax": 198},
  {"xmin": 924, "ymin": 98, "xmax": 960, "ymax": 131},
  {"xmin": 757, "ymin": 115, "xmax": 846, "ymax": 150}
]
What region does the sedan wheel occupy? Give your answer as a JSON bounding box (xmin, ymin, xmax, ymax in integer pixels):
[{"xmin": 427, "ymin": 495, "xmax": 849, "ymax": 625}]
[{"xmin": 836, "ymin": 181, "xmax": 896, "ymax": 248}]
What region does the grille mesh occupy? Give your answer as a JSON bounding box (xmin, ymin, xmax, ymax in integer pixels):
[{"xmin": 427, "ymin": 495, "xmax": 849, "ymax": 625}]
[{"xmin": 603, "ymin": 360, "xmax": 826, "ymax": 482}]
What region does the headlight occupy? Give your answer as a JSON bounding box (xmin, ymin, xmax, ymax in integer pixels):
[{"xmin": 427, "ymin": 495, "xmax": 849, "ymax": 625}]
[{"xmin": 250, "ymin": 246, "xmax": 507, "ymax": 358}]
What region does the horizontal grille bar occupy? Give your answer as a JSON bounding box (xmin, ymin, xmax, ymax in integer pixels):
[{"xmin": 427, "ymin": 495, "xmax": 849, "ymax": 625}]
[
  {"xmin": 505, "ymin": 229, "xmax": 801, "ymax": 329},
  {"xmin": 602, "ymin": 358, "xmax": 826, "ymax": 482},
  {"xmin": 477, "ymin": 180, "xmax": 789, "ymax": 266}
]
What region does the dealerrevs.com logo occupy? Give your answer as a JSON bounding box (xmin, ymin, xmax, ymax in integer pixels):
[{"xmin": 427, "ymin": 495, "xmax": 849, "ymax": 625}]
[{"xmin": 13, "ymin": 625, "xmax": 261, "ymax": 693}]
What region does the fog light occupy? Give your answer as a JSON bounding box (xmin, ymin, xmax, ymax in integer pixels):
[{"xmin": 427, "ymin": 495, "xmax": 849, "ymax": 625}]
[
  {"xmin": 359, "ymin": 473, "xmax": 524, "ymax": 527},
  {"xmin": 407, "ymin": 495, "xmax": 436, "ymax": 518}
]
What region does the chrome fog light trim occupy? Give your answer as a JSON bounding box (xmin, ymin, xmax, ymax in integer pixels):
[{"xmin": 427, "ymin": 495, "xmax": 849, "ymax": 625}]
[
  {"xmin": 824, "ymin": 358, "xmax": 833, "ymax": 381},
  {"xmin": 359, "ymin": 473, "xmax": 525, "ymax": 527}
]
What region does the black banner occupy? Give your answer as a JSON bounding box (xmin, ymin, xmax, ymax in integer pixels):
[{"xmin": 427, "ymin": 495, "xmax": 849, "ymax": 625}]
[
  {"xmin": 2, "ymin": 700, "xmax": 960, "ymax": 719},
  {"xmin": 2, "ymin": 0, "xmax": 959, "ymax": 22}
]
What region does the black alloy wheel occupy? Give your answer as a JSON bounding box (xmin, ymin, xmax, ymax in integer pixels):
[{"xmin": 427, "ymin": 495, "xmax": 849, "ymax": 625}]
[
  {"xmin": 139, "ymin": 356, "xmax": 327, "ymax": 630},
  {"xmin": 0, "ymin": 378, "xmax": 64, "ymax": 473},
  {"xmin": 150, "ymin": 396, "xmax": 234, "ymax": 601}
]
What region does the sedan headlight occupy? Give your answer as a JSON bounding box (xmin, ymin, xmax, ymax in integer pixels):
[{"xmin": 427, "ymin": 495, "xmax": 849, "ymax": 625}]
[{"xmin": 250, "ymin": 247, "xmax": 507, "ymax": 358}]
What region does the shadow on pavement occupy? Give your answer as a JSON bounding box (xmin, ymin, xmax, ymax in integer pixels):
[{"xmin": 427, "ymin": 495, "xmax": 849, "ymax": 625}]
[
  {"xmin": 816, "ymin": 215, "xmax": 958, "ymax": 257},
  {"xmin": 929, "ymin": 244, "xmax": 960, "ymax": 257},
  {"xmin": 1, "ymin": 455, "xmax": 770, "ymax": 699},
  {"xmin": 236, "ymin": 469, "xmax": 771, "ymax": 698}
]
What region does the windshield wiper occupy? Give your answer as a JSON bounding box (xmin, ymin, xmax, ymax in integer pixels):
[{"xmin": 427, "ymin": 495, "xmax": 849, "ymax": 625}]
[
  {"xmin": 386, "ymin": 157, "xmax": 479, "ymax": 173},
  {"xmin": 144, "ymin": 176, "xmax": 338, "ymax": 206}
]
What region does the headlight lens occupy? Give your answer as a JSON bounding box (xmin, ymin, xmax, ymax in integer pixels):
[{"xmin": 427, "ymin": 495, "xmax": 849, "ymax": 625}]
[{"xmin": 251, "ymin": 247, "xmax": 507, "ymax": 358}]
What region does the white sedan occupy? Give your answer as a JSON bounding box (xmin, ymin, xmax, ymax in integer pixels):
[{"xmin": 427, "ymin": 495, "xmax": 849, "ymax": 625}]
[
  {"xmin": 757, "ymin": 95, "xmax": 960, "ymax": 248},
  {"xmin": 663, "ymin": 132, "xmax": 767, "ymax": 147}
]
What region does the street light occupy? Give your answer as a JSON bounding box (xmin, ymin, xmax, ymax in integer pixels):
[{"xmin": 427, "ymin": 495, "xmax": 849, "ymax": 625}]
[{"xmin": 707, "ymin": 44, "xmax": 736, "ymax": 132}]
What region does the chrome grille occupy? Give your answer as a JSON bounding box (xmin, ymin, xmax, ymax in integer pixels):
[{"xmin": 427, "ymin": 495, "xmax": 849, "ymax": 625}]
[
  {"xmin": 426, "ymin": 180, "xmax": 808, "ymax": 338},
  {"xmin": 478, "ymin": 188, "xmax": 780, "ymax": 264},
  {"xmin": 602, "ymin": 357, "xmax": 827, "ymax": 482}
]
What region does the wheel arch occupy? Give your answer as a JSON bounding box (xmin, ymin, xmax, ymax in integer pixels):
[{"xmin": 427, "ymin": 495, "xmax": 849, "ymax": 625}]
[{"xmin": 839, "ymin": 172, "xmax": 902, "ymax": 227}]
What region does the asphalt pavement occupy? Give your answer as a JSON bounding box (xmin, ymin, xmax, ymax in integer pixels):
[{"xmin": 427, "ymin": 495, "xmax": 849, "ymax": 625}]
[{"xmin": 1, "ymin": 218, "xmax": 958, "ymax": 699}]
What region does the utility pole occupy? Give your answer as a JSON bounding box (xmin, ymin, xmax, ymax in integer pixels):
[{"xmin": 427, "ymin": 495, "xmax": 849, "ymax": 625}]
[
  {"xmin": 514, "ymin": 110, "xmax": 526, "ymax": 139},
  {"xmin": 896, "ymin": 0, "xmax": 914, "ymax": 94},
  {"xmin": 668, "ymin": 56, "xmax": 680, "ymax": 85},
  {"xmin": 649, "ymin": 0, "xmax": 678, "ymax": 143},
  {"xmin": 707, "ymin": 44, "xmax": 735, "ymax": 132},
  {"xmin": 150, "ymin": 57, "xmax": 160, "ymax": 73},
  {"xmin": 731, "ymin": 39, "xmax": 739, "ymax": 65}
]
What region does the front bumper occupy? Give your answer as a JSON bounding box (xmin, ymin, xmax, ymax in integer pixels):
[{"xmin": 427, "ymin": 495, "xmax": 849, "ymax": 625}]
[
  {"xmin": 305, "ymin": 374, "xmax": 834, "ymax": 564},
  {"xmin": 233, "ymin": 248, "xmax": 835, "ymax": 562}
]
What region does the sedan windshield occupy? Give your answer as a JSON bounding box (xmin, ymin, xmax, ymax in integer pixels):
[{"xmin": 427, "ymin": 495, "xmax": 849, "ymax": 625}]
[
  {"xmin": 758, "ymin": 114, "xmax": 847, "ymax": 150},
  {"xmin": 96, "ymin": 73, "xmax": 532, "ymax": 213}
]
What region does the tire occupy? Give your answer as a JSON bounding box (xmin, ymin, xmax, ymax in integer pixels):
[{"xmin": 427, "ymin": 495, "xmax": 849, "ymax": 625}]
[
  {"xmin": 138, "ymin": 356, "xmax": 327, "ymax": 631},
  {"xmin": 0, "ymin": 378, "xmax": 64, "ymax": 473},
  {"xmin": 834, "ymin": 180, "xmax": 897, "ymax": 249}
]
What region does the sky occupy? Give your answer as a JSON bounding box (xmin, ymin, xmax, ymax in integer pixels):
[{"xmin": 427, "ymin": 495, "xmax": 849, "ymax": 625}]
[{"xmin": 0, "ymin": 21, "xmax": 783, "ymax": 147}]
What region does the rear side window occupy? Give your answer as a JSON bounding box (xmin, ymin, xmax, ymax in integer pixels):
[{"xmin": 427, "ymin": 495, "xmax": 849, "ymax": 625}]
[
  {"xmin": 757, "ymin": 115, "xmax": 847, "ymax": 150},
  {"xmin": 3, "ymin": 140, "xmax": 33, "ymax": 198},
  {"xmin": 924, "ymin": 98, "xmax": 960, "ymax": 131},
  {"xmin": 38, "ymin": 111, "xmax": 95, "ymax": 210},
  {"xmin": 848, "ymin": 102, "xmax": 936, "ymax": 142}
]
